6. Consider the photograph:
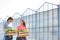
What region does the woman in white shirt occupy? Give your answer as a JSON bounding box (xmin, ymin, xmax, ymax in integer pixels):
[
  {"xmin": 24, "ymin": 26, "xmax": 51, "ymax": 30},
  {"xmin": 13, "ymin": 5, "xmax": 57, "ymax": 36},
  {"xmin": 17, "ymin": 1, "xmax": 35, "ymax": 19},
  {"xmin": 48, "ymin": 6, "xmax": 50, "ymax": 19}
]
[{"xmin": 4, "ymin": 17, "xmax": 13, "ymax": 40}]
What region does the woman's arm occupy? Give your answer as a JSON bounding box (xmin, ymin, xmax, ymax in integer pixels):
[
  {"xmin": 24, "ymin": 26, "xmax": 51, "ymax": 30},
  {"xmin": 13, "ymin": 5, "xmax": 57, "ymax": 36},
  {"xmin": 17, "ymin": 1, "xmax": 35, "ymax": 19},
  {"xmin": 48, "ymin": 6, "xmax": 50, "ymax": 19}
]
[
  {"xmin": 16, "ymin": 26, "xmax": 20, "ymax": 34},
  {"xmin": 3, "ymin": 25, "xmax": 6, "ymax": 31},
  {"xmin": 25, "ymin": 25, "xmax": 29, "ymax": 32}
]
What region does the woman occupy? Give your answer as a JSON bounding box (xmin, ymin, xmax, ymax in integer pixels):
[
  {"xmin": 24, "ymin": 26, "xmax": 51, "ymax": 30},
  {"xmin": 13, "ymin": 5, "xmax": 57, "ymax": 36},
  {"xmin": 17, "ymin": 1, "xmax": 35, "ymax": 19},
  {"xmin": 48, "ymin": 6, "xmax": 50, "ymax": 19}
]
[
  {"xmin": 4, "ymin": 17, "xmax": 13, "ymax": 40},
  {"xmin": 16, "ymin": 20, "xmax": 27, "ymax": 40}
]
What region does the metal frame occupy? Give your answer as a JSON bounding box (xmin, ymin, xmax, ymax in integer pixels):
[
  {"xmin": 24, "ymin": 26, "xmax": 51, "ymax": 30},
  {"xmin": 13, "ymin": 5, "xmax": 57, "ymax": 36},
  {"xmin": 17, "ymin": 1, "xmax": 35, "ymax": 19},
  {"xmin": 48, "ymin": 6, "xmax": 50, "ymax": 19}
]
[
  {"xmin": 58, "ymin": 5, "xmax": 59, "ymax": 40},
  {"xmin": 37, "ymin": 2, "xmax": 58, "ymax": 11}
]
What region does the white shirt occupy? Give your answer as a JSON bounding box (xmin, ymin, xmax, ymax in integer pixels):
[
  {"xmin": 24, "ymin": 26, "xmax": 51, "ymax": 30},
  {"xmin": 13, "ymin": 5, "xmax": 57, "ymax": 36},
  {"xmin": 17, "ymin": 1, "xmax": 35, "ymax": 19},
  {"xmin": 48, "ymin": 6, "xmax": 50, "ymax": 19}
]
[{"xmin": 8, "ymin": 23, "xmax": 13, "ymax": 27}]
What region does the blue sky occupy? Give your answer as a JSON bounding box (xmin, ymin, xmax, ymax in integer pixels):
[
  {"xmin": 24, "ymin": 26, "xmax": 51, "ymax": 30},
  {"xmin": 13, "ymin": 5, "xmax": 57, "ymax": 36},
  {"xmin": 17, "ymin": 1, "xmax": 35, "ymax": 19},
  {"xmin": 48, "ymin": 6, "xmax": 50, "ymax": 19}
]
[{"xmin": 0, "ymin": 0, "xmax": 60, "ymax": 20}]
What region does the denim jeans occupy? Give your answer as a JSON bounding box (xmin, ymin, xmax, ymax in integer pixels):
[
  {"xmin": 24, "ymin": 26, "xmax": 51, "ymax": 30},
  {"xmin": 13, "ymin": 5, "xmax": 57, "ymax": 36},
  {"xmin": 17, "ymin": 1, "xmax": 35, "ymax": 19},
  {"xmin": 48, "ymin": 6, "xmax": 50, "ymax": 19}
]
[
  {"xmin": 16, "ymin": 37, "xmax": 26, "ymax": 40},
  {"xmin": 3, "ymin": 35, "xmax": 5, "ymax": 40},
  {"xmin": 5, "ymin": 35, "xmax": 13, "ymax": 40}
]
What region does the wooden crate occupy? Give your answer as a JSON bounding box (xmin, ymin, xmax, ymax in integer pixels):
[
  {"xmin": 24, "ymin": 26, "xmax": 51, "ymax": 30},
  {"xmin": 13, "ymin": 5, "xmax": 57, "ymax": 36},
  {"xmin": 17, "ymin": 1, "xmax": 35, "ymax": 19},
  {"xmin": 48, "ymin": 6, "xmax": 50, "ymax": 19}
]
[
  {"xmin": 5, "ymin": 31, "xmax": 17, "ymax": 36},
  {"xmin": 18, "ymin": 32, "xmax": 29, "ymax": 37}
]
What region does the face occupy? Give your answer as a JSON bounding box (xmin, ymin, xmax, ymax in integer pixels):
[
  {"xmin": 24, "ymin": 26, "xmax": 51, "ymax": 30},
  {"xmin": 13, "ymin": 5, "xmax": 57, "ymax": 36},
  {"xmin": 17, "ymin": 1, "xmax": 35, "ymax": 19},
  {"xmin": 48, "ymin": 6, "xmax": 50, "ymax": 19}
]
[
  {"xmin": 20, "ymin": 20, "xmax": 23, "ymax": 25},
  {"xmin": 8, "ymin": 19, "xmax": 13, "ymax": 23}
]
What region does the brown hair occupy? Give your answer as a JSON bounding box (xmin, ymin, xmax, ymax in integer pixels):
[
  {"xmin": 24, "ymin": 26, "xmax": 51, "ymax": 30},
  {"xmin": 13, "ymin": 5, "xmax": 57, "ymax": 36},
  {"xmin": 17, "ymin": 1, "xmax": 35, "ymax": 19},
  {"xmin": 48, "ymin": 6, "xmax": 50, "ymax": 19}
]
[
  {"xmin": 21, "ymin": 20, "xmax": 26, "ymax": 27},
  {"xmin": 7, "ymin": 17, "xmax": 13, "ymax": 22}
]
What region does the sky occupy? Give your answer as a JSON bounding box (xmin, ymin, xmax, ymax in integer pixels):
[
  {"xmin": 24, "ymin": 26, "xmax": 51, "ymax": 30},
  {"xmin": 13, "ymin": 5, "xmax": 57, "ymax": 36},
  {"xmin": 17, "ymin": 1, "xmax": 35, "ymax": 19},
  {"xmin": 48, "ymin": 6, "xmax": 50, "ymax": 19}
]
[{"xmin": 0, "ymin": 0, "xmax": 60, "ymax": 20}]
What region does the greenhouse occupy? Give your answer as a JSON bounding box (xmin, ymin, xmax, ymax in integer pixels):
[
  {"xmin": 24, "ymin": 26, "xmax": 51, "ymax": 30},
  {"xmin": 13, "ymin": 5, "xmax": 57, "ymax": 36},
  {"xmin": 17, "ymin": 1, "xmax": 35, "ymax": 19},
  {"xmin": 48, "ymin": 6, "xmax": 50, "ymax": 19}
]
[{"xmin": 0, "ymin": 2, "xmax": 60, "ymax": 40}]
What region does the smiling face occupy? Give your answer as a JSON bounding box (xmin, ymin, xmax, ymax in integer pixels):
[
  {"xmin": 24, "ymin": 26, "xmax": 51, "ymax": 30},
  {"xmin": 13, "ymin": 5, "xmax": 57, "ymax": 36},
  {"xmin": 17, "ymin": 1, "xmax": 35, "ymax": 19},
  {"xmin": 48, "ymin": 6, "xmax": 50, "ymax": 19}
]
[
  {"xmin": 8, "ymin": 19, "xmax": 13, "ymax": 23},
  {"xmin": 7, "ymin": 17, "xmax": 13, "ymax": 24},
  {"xmin": 20, "ymin": 20, "xmax": 24, "ymax": 25},
  {"xmin": 20, "ymin": 20, "xmax": 26, "ymax": 26}
]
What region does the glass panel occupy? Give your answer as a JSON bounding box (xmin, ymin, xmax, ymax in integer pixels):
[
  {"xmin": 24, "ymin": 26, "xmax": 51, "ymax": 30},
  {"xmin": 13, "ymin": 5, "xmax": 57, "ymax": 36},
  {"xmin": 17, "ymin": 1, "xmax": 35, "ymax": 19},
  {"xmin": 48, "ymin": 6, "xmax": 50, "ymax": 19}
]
[
  {"xmin": 44, "ymin": 28, "xmax": 47, "ymax": 32},
  {"xmin": 44, "ymin": 33, "xmax": 48, "ymax": 40},
  {"xmin": 49, "ymin": 32, "xmax": 52, "ymax": 40},
  {"xmin": 40, "ymin": 33, "xmax": 44, "ymax": 40},
  {"xmin": 40, "ymin": 28, "xmax": 43, "ymax": 32}
]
